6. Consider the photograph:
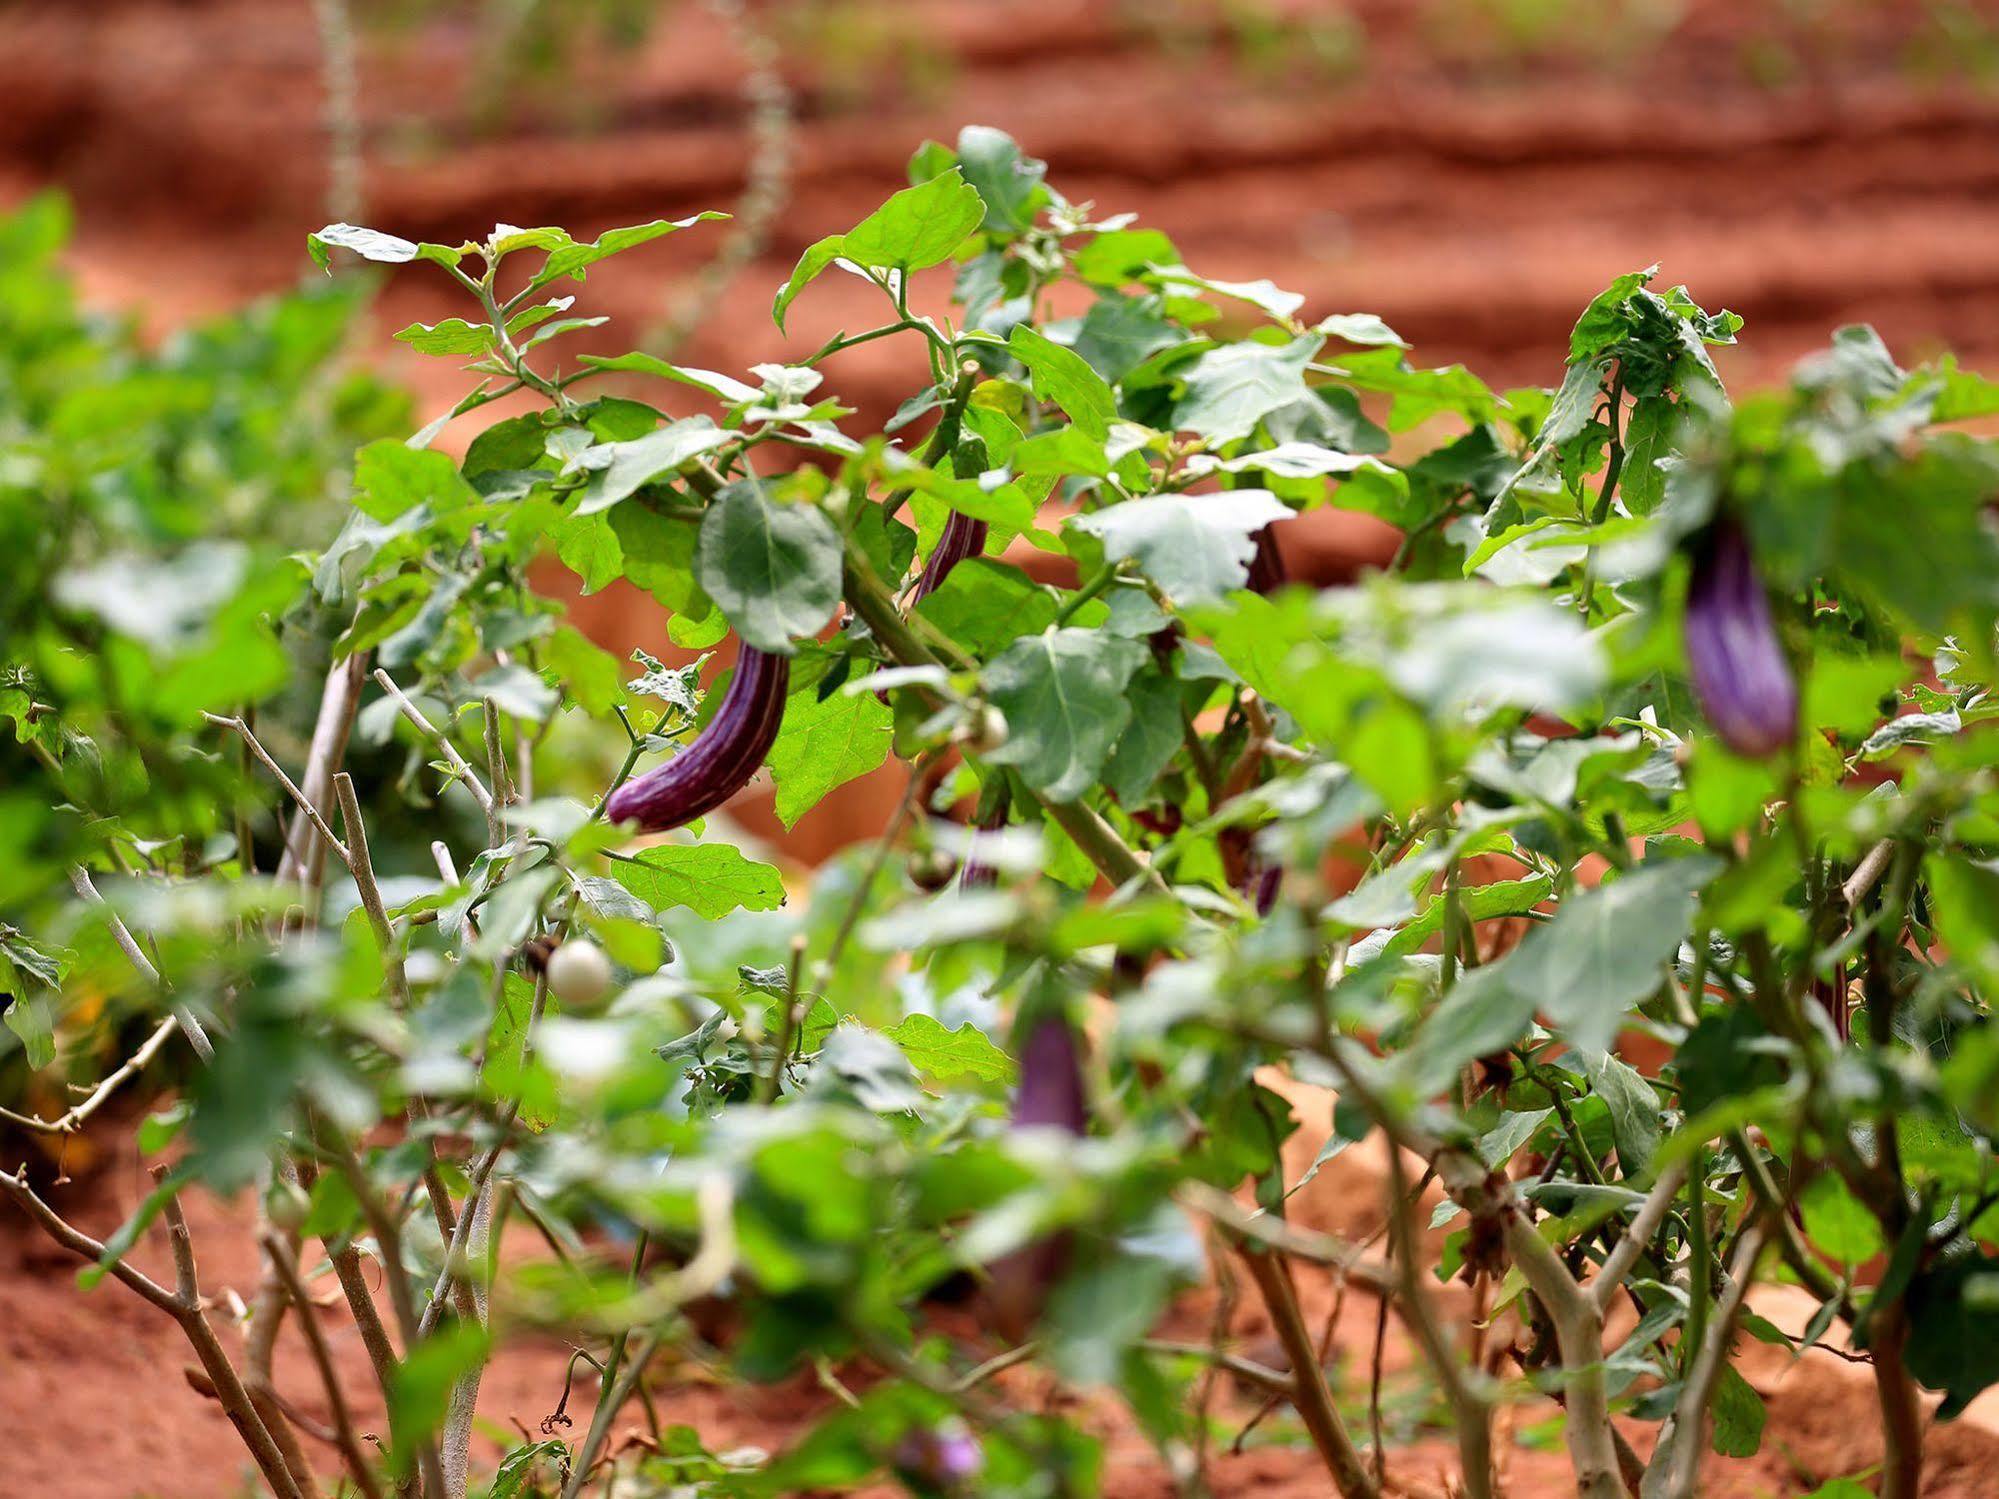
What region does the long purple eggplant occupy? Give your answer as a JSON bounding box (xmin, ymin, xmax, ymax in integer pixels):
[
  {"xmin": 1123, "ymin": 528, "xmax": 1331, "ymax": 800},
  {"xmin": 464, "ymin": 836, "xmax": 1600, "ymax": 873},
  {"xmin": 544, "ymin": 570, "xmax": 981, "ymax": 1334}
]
[
  {"xmin": 603, "ymin": 646, "xmax": 790, "ymax": 830},
  {"xmin": 1684, "ymin": 515, "xmax": 1796, "ymax": 759},
  {"xmin": 1245, "ymin": 524, "xmax": 1286, "ymax": 594},
  {"xmin": 988, "ymin": 1012, "xmax": 1089, "ymax": 1335}
]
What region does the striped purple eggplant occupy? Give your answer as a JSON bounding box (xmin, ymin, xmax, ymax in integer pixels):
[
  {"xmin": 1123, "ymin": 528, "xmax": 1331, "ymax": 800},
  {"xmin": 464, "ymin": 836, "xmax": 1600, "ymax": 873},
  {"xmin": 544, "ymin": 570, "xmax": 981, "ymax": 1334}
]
[
  {"xmin": 603, "ymin": 646, "xmax": 790, "ymax": 830},
  {"xmin": 911, "ymin": 507, "xmax": 988, "ymax": 603},
  {"xmin": 1684, "ymin": 515, "xmax": 1796, "ymax": 759}
]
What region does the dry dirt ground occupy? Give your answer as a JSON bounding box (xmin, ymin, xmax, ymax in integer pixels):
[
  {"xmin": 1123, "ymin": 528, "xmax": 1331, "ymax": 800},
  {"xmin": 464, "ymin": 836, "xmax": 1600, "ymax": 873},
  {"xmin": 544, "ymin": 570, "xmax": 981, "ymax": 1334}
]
[{"xmin": 7, "ymin": 1, "xmax": 1999, "ymax": 1493}]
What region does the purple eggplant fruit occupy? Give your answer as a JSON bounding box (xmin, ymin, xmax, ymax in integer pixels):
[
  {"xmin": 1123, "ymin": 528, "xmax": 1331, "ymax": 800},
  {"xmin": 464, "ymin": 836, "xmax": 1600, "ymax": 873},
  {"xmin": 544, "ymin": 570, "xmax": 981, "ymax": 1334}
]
[
  {"xmin": 911, "ymin": 508, "xmax": 988, "ymax": 603},
  {"xmin": 1245, "ymin": 524, "xmax": 1287, "ymax": 594},
  {"xmin": 603, "ymin": 646, "xmax": 790, "ymax": 830},
  {"xmin": 988, "ymin": 1013, "xmax": 1088, "ymax": 1335},
  {"xmin": 1684, "ymin": 515, "xmax": 1796, "ymax": 759}
]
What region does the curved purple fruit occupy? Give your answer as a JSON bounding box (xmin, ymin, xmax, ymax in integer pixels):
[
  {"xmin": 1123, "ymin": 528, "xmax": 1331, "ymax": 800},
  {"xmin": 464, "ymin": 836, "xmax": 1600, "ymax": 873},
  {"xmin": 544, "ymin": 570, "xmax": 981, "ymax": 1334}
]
[
  {"xmin": 910, "ymin": 508, "xmax": 988, "ymax": 603},
  {"xmin": 1245, "ymin": 524, "xmax": 1287, "ymax": 594},
  {"xmin": 603, "ymin": 646, "xmax": 790, "ymax": 830},
  {"xmin": 1684, "ymin": 516, "xmax": 1796, "ymax": 759},
  {"xmin": 988, "ymin": 1012, "xmax": 1088, "ymax": 1335}
]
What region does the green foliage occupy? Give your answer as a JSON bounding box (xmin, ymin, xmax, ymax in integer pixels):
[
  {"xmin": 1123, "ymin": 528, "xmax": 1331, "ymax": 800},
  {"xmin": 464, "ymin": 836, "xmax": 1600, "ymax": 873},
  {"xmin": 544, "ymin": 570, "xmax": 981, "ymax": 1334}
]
[{"xmin": 8, "ymin": 127, "xmax": 1999, "ymax": 1499}]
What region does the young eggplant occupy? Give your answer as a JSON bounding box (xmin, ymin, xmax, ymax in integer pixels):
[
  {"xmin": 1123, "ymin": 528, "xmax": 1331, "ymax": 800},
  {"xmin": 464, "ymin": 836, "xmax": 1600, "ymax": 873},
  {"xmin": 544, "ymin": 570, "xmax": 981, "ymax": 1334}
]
[
  {"xmin": 1684, "ymin": 515, "xmax": 1796, "ymax": 759},
  {"xmin": 603, "ymin": 646, "xmax": 790, "ymax": 830}
]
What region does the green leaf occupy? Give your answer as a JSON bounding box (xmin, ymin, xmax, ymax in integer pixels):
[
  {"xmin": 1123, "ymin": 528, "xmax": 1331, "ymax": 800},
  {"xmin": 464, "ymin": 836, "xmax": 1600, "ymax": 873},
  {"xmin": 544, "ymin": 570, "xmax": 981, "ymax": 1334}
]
[
  {"xmin": 1504, "ymin": 855, "xmax": 1721, "ymax": 1053},
  {"xmin": 952, "ymin": 125, "xmax": 1048, "ymax": 236},
  {"xmin": 984, "ymin": 629, "xmax": 1149, "ymax": 800},
  {"xmin": 1070, "ymin": 489, "xmax": 1290, "ymax": 604},
  {"xmin": 529, "ymin": 213, "xmax": 727, "ymax": 287},
  {"xmin": 767, "ymin": 678, "xmax": 893, "ymax": 828},
  {"xmin": 914, "ymin": 558, "xmax": 1056, "ymax": 654},
  {"xmin": 772, "ymin": 171, "xmax": 984, "ymax": 330},
  {"xmin": 696, "ymin": 480, "xmax": 843, "ymax": 654},
  {"xmin": 574, "ymin": 418, "xmax": 730, "ymax": 516},
  {"xmin": 390, "ymin": 1320, "xmax": 492, "ymax": 1472},
  {"xmin": 352, "ymin": 439, "xmax": 477, "ymax": 521},
  {"xmin": 884, "ymin": 1013, "xmax": 1017, "ymax": 1084},
  {"xmin": 1574, "ymin": 1048, "xmax": 1660, "ymax": 1177},
  {"xmin": 1009, "ymin": 325, "xmax": 1119, "ymax": 439},
  {"xmin": 609, "ymin": 842, "xmax": 787, "ymax": 919},
  {"xmin": 1174, "ymin": 336, "xmax": 1322, "ymax": 443},
  {"xmin": 577, "ymin": 351, "xmax": 761, "ymax": 405},
  {"xmin": 840, "ymin": 168, "xmax": 986, "ymax": 272},
  {"xmin": 1709, "ymin": 1362, "xmax": 1766, "ymax": 1458},
  {"xmin": 392, "ymin": 317, "xmax": 493, "ymax": 357},
  {"xmin": 541, "ymin": 624, "xmax": 625, "ymax": 715},
  {"xmin": 3, "ymin": 993, "xmax": 54, "ymax": 1069},
  {"xmin": 1800, "ymin": 1173, "xmax": 1885, "ymax": 1263}
]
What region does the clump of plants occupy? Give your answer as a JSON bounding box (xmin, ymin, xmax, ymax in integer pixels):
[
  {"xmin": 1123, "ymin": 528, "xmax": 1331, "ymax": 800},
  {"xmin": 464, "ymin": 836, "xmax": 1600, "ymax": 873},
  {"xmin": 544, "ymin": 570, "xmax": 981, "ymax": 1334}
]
[{"xmin": 7, "ymin": 126, "xmax": 1999, "ymax": 1499}]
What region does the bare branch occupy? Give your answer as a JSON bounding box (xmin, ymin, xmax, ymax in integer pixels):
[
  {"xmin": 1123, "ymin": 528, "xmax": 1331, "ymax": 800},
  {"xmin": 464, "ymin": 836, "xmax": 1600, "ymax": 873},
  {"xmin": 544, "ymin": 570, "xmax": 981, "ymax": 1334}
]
[
  {"xmin": 0, "ymin": 1166, "xmax": 181, "ymax": 1313},
  {"xmin": 1, "ymin": 1014, "xmax": 178, "ymax": 1134},
  {"xmin": 69, "ymin": 867, "xmax": 214, "ymax": 1061},
  {"xmin": 1233, "ymin": 1243, "xmax": 1380, "ymax": 1499},
  {"xmin": 277, "ymin": 651, "xmax": 369, "ymax": 901},
  {"xmin": 1176, "ymin": 1181, "xmax": 1394, "ymax": 1296},
  {"xmin": 203, "ymin": 711, "xmax": 352, "ymax": 870},
  {"xmin": 1386, "ymin": 1148, "xmax": 1493, "ymax": 1499},
  {"xmin": 263, "ymin": 1230, "xmax": 387, "ymax": 1499},
  {"xmin": 334, "ymin": 771, "xmax": 408, "ymax": 1008}
]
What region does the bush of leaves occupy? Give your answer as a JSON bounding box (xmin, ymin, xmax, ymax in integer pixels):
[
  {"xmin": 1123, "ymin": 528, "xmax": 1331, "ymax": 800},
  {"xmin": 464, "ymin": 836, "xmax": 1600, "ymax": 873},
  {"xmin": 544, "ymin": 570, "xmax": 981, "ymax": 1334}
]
[{"xmin": 8, "ymin": 127, "xmax": 1999, "ymax": 1499}]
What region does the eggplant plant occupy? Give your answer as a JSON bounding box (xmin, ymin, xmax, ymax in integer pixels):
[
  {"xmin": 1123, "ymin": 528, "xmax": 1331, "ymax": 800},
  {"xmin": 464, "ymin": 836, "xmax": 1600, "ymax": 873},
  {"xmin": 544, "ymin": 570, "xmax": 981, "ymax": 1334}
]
[{"xmin": 8, "ymin": 128, "xmax": 1999, "ymax": 1499}]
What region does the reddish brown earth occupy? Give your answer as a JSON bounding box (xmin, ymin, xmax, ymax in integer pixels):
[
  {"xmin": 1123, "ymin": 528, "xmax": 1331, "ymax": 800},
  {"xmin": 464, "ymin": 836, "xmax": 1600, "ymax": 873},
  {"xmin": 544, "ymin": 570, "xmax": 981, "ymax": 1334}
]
[{"xmin": 7, "ymin": 2, "xmax": 1999, "ymax": 1494}]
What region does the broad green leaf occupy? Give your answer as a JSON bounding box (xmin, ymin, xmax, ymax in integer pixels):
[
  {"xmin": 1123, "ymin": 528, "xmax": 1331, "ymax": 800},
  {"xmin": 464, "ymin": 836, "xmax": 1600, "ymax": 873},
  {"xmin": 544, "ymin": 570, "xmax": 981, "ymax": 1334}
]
[
  {"xmin": 696, "ymin": 480, "xmax": 842, "ymax": 654},
  {"xmin": 530, "ymin": 213, "xmax": 727, "ymax": 287},
  {"xmin": 1174, "ymin": 336, "xmax": 1322, "ymax": 443},
  {"xmin": 1574, "ymin": 1048, "xmax": 1661, "ymax": 1176},
  {"xmin": 392, "ymin": 318, "xmax": 493, "ymax": 356},
  {"xmin": 353, "ymin": 439, "xmax": 477, "ymax": 521},
  {"xmin": 1508, "ymin": 855, "xmax": 1721, "ymax": 1052},
  {"xmin": 767, "ymin": 679, "xmax": 893, "ymax": 828},
  {"xmin": 952, "ymin": 125, "xmax": 1048, "ymax": 236},
  {"xmin": 574, "ymin": 418, "xmax": 730, "ymax": 516},
  {"xmin": 914, "ymin": 558, "xmax": 1057, "ymax": 654},
  {"xmin": 884, "ymin": 1013, "xmax": 1017, "ymax": 1084},
  {"xmin": 609, "ymin": 843, "xmax": 787, "ymax": 919},
  {"xmin": 984, "ymin": 628, "xmax": 1149, "ymax": 801},
  {"xmin": 577, "ymin": 352, "xmax": 761, "ymax": 405},
  {"xmin": 1009, "ymin": 325, "xmax": 1119, "ymax": 439},
  {"xmin": 3, "ymin": 993, "xmax": 54, "ymax": 1069},
  {"xmin": 1070, "ymin": 489, "xmax": 1290, "ymax": 604},
  {"xmin": 840, "ymin": 168, "xmax": 985, "ymax": 272}
]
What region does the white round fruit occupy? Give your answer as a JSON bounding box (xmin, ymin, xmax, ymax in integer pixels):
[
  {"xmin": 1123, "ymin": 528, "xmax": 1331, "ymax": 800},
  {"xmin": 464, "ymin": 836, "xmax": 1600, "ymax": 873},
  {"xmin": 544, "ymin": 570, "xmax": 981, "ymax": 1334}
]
[{"xmin": 546, "ymin": 938, "xmax": 615, "ymax": 1010}]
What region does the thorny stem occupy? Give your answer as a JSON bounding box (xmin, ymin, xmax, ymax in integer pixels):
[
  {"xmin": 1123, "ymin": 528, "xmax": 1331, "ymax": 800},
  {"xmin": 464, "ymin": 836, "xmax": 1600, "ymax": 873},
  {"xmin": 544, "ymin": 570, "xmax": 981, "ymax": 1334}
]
[{"xmin": 262, "ymin": 1229, "xmax": 388, "ymax": 1499}]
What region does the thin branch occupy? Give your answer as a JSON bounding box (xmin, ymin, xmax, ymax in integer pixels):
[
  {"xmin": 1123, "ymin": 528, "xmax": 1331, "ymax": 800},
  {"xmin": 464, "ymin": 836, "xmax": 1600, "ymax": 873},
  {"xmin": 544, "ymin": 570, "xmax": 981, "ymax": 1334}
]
[
  {"xmin": 203, "ymin": 712, "xmax": 352, "ymax": 869},
  {"xmin": 1233, "ymin": 1243, "xmax": 1380, "ymax": 1499},
  {"xmin": 1176, "ymin": 1182, "xmax": 1394, "ymax": 1296},
  {"xmin": 371, "ymin": 670, "xmax": 498, "ymax": 833},
  {"xmin": 262, "ymin": 1231, "xmax": 386, "ymax": 1499},
  {"xmin": 558, "ymin": 1331, "xmax": 662, "ymax": 1499},
  {"xmin": 1386, "ymin": 1148, "xmax": 1493, "ymax": 1499},
  {"xmin": 0, "ymin": 1166, "xmax": 181, "ymax": 1313},
  {"xmin": 1841, "ymin": 838, "xmax": 1895, "ymax": 911},
  {"xmin": 1590, "ymin": 1159, "xmax": 1691, "ymax": 1313},
  {"xmin": 334, "ymin": 771, "xmax": 409, "ymax": 1008},
  {"xmin": 1657, "ymin": 1218, "xmax": 1769, "ymax": 1499},
  {"xmin": 277, "ymin": 651, "xmax": 368, "ymax": 904},
  {"xmin": 69, "ymin": 867, "xmax": 214, "ymax": 1060},
  {"xmin": 1, "ymin": 1014, "xmax": 178, "ymax": 1134}
]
